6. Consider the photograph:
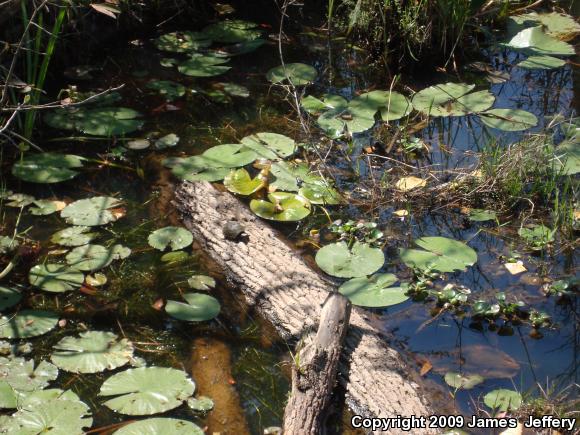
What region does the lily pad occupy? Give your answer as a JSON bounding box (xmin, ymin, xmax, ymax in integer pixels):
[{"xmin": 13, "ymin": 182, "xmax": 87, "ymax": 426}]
[
  {"xmin": 399, "ymin": 236, "xmax": 477, "ymax": 273},
  {"xmin": 444, "ymin": 372, "xmax": 484, "ymax": 390},
  {"xmin": 154, "ymin": 31, "xmax": 211, "ymax": 53},
  {"xmin": 187, "ymin": 275, "xmax": 216, "ymax": 291},
  {"xmin": 163, "ymin": 156, "xmax": 230, "ymax": 182},
  {"xmin": 250, "ymin": 192, "xmax": 311, "ymax": 222},
  {"xmin": 555, "ymin": 139, "xmax": 580, "ymax": 175},
  {"xmin": 480, "ymin": 108, "xmax": 538, "ymax": 131},
  {"xmin": 202, "ymin": 19, "xmax": 262, "ymax": 43},
  {"xmin": 483, "ymin": 389, "xmax": 522, "ymax": 412},
  {"xmin": 469, "ymin": 209, "xmax": 497, "ymax": 222},
  {"xmin": 270, "ymin": 161, "xmax": 313, "ymax": 191},
  {"xmin": 160, "ymin": 251, "xmax": 190, "ymax": 263},
  {"xmin": 165, "ymin": 293, "xmax": 221, "ymax": 322},
  {"xmin": 509, "ymin": 12, "xmax": 580, "ymax": 40},
  {"xmin": 45, "ymin": 107, "xmax": 143, "ymax": 136},
  {"xmin": 51, "ymin": 331, "xmax": 134, "ymax": 374},
  {"xmin": 378, "ymin": 91, "xmax": 413, "ymax": 122},
  {"xmin": 146, "ymin": 81, "xmax": 186, "ymax": 101},
  {"xmin": 155, "ymin": 133, "xmax": 180, "ymax": 149},
  {"xmin": 12, "ymin": 153, "xmax": 85, "ymax": 184},
  {"xmin": 298, "ymin": 182, "xmax": 341, "ymax": 205},
  {"xmin": 0, "ymin": 388, "xmax": 92, "ymax": 434},
  {"xmin": 266, "ymin": 63, "xmax": 317, "ymax": 86},
  {"xmin": 301, "ymin": 94, "xmax": 347, "ymax": 114},
  {"xmin": 240, "ymin": 132, "xmax": 296, "ymax": 159},
  {"xmin": 505, "ymin": 26, "xmax": 575, "ymax": 56},
  {"xmin": 178, "ymin": 54, "xmax": 231, "ymax": 77},
  {"xmin": 61, "ymin": 196, "xmax": 122, "ymax": 226},
  {"xmin": 148, "ymin": 227, "xmax": 193, "ymax": 251},
  {"xmin": 202, "ymin": 143, "xmax": 258, "ymax": 167},
  {"xmin": 188, "ymin": 396, "xmax": 214, "ymax": 412},
  {"xmin": 338, "ymin": 273, "xmax": 408, "ymax": 307},
  {"xmin": 0, "ymin": 310, "xmax": 59, "ymax": 339},
  {"xmin": 29, "ymin": 200, "xmax": 66, "ymax": 215},
  {"xmin": 0, "ymin": 286, "xmax": 21, "ymax": 311},
  {"xmin": 0, "ymin": 357, "xmax": 58, "ymax": 393},
  {"xmin": 224, "ymin": 168, "xmax": 264, "ymax": 195},
  {"xmin": 317, "ymin": 104, "xmax": 376, "ymax": 138},
  {"xmin": 126, "ymin": 139, "xmax": 151, "ymax": 150},
  {"xmin": 51, "ymin": 226, "xmax": 97, "ymax": 247},
  {"xmin": 412, "ymin": 83, "xmax": 494, "ymax": 117},
  {"xmin": 65, "ymin": 244, "xmax": 131, "ymax": 271},
  {"xmin": 86, "ymin": 272, "xmax": 107, "ymax": 286},
  {"xmin": 0, "ymin": 236, "xmax": 18, "ymax": 254},
  {"xmin": 99, "ymin": 367, "xmax": 195, "ymax": 415},
  {"xmin": 517, "ymin": 55, "xmax": 566, "ymax": 70},
  {"xmin": 315, "ymin": 241, "xmax": 384, "ymax": 278},
  {"xmin": 114, "ymin": 417, "xmax": 204, "ymax": 435},
  {"xmin": 5, "ymin": 193, "xmax": 35, "ymax": 208},
  {"xmin": 29, "ymin": 264, "xmax": 85, "ymax": 293}
]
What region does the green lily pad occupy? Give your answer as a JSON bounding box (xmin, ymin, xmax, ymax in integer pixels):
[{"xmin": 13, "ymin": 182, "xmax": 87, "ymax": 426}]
[
  {"xmin": 250, "ymin": 192, "xmax": 311, "ymax": 222},
  {"xmin": 61, "ymin": 196, "xmax": 122, "ymax": 226},
  {"xmin": 29, "ymin": 264, "xmax": 85, "ymax": 293},
  {"xmin": 505, "ymin": 26, "xmax": 575, "ymax": 57},
  {"xmin": 0, "ymin": 357, "xmax": 58, "ymax": 394},
  {"xmin": 12, "ymin": 153, "xmax": 85, "ymax": 184},
  {"xmin": 555, "ymin": 139, "xmax": 580, "ymax": 175},
  {"xmin": 0, "ymin": 388, "xmax": 92, "ymax": 435},
  {"xmin": 29, "ymin": 200, "xmax": 66, "ymax": 215},
  {"xmin": 163, "ymin": 156, "xmax": 230, "ymax": 182},
  {"xmin": 99, "ymin": 367, "xmax": 195, "ymax": 415},
  {"xmin": 399, "ymin": 236, "xmax": 477, "ymax": 272},
  {"xmin": 240, "ymin": 132, "xmax": 296, "ymax": 159},
  {"xmin": 114, "ymin": 418, "xmax": 204, "ymax": 435},
  {"xmin": 202, "ymin": 144, "xmax": 258, "ymax": 168},
  {"xmin": 0, "ymin": 236, "xmax": 18, "ymax": 254},
  {"xmin": 468, "ymin": 209, "xmax": 497, "ymax": 222},
  {"xmin": 0, "ymin": 310, "xmax": 59, "ymax": 339},
  {"xmin": 270, "ymin": 161, "xmax": 313, "ymax": 192},
  {"xmin": 187, "ymin": 275, "xmax": 216, "ymax": 291},
  {"xmin": 509, "ymin": 12, "xmax": 580, "ymax": 40},
  {"xmin": 86, "ymin": 272, "xmax": 107, "ymax": 287},
  {"xmin": 6, "ymin": 193, "xmax": 35, "ymax": 208},
  {"xmin": 298, "ymin": 182, "xmax": 341, "ymax": 205},
  {"xmin": 315, "ymin": 241, "xmax": 384, "ymax": 278},
  {"xmin": 412, "ymin": 83, "xmax": 494, "ymax": 117},
  {"xmin": 378, "ymin": 92, "xmax": 413, "ymax": 122},
  {"xmin": 155, "ymin": 133, "xmax": 180, "ymax": 149},
  {"xmin": 51, "ymin": 226, "xmax": 97, "ymax": 247},
  {"xmin": 223, "ymin": 168, "xmax": 264, "ymax": 195},
  {"xmin": 187, "ymin": 396, "xmax": 214, "ymax": 412},
  {"xmin": 317, "ymin": 104, "xmax": 376, "ymax": 138},
  {"xmin": 266, "ymin": 63, "xmax": 317, "ymax": 86},
  {"xmin": 483, "ymin": 389, "xmax": 522, "ymax": 412},
  {"xmin": 154, "ymin": 31, "xmax": 211, "ymax": 53},
  {"xmin": 51, "ymin": 331, "xmax": 134, "ymax": 374},
  {"xmin": 338, "ymin": 273, "xmax": 408, "ymax": 307},
  {"xmin": 480, "ymin": 108, "xmax": 538, "ymax": 131},
  {"xmin": 148, "ymin": 227, "xmax": 193, "ymax": 251},
  {"xmin": 202, "ymin": 20, "xmax": 262, "ymax": 43},
  {"xmin": 160, "ymin": 251, "xmax": 190, "ymax": 263},
  {"xmin": 209, "ymin": 82, "xmax": 250, "ymax": 100},
  {"xmin": 146, "ymin": 81, "xmax": 186, "ymax": 101},
  {"xmin": 65, "ymin": 244, "xmax": 130, "ymax": 271},
  {"xmin": 221, "ymin": 39, "xmax": 266, "ymax": 56},
  {"xmin": 0, "ymin": 286, "xmax": 22, "ymax": 311},
  {"xmin": 517, "ymin": 55, "xmax": 566, "ymax": 70},
  {"xmin": 301, "ymin": 94, "xmax": 347, "ymax": 114},
  {"xmin": 178, "ymin": 54, "xmax": 231, "ymax": 77},
  {"xmin": 165, "ymin": 293, "xmax": 221, "ymax": 322},
  {"xmin": 444, "ymin": 372, "xmax": 484, "ymax": 390},
  {"xmin": 126, "ymin": 139, "xmax": 151, "ymax": 150},
  {"xmin": 45, "ymin": 107, "xmax": 143, "ymax": 136}
]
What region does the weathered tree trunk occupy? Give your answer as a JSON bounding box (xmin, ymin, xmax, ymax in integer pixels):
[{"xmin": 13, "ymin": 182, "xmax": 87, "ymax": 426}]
[
  {"xmin": 175, "ymin": 181, "xmax": 438, "ymax": 434},
  {"xmin": 283, "ymin": 293, "xmax": 351, "ymax": 434}
]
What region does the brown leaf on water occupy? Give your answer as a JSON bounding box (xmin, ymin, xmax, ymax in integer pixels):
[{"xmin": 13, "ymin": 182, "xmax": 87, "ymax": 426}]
[{"xmin": 419, "ymin": 360, "xmax": 433, "ymax": 376}]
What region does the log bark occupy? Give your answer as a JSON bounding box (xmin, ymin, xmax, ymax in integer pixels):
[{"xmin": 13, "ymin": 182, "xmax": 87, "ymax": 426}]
[
  {"xmin": 175, "ymin": 181, "xmax": 438, "ymax": 434},
  {"xmin": 283, "ymin": 293, "xmax": 351, "ymax": 434}
]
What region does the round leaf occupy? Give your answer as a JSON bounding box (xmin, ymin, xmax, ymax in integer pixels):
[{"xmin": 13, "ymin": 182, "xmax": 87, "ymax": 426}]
[
  {"xmin": 480, "ymin": 108, "xmax": 538, "ymax": 131},
  {"xmin": 202, "ymin": 20, "xmax": 262, "ymax": 43},
  {"xmin": 0, "ymin": 310, "xmax": 59, "ymax": 339},
  {"xmin": 51, "ymin": 331, "xmax": 134, "ymax": 374},
  {"xmin": 163, "ymin": 156, "xmax": 230, "ymax": 182},
  {"xmin": 178, "ymin": 54, "xmax": 231, "ymax": 77},
  {"xmin": 187, "ymin": 275, "xmax": 215, "ymax": 291},
  {"xmin": 51, "ymin": 226, "xmax": 97, "ymax": 247},
  {"xmin": 65, "ymin": 244, "xmax": 130, "ymax": 271},
  {"xmin": 315, "ymin": 241, "xmax": 384, "ymax": 278},
  {"xmin": 250, "ymin": 192, "xmax": 311, "ymax": 222},
  {"xmin": 146, "ymin": 81, "xmax": 186, "ymax": 101},
  {"xmin": 518, "ymin": 55, "xmax": 566, "ymax": 70},
  {"xmin": 148, "ymin": 227, "xmax": 193, "ymax": 251},
  {"xmin": 399, "ymin": 236, "xmax": 477, "ymax": 273},
  {"xmin": 298, "ymin": 183, "xmax": 341, "ymax": 205},
  {"xmin": 0, "ymin": 286, "xmax": 21, "ymax": 311},
  {"xmin": 202, "ymin": 144, "xmax": 258, "ymax": 168},
  {"xmin": 266, "ymin": 63, "xmax": 317, "ymax": 86},
  {"xmin": 444, "ymin": 372, "xmax": 484, "ymax": 390},
  {"xmin": 412, "ymin": 83, "xmax": 475, "ymax": 117},
  {"xmin": 187, "ymin": 396, "xmax": 214, "ymax": 412},
  {"xmin": 0, "ymin": 357, "xmax": 58, "ymax": 393},
  {"xmin": 165, "ymin": 293, "xmax": 220, "ymax": 322},
  {"xmin": 224, "ymin": 168, "xmax": 264, "ymax": 195},
  {"xmin": 240, "ymin": 132, "xmax": 296, "ymax": 159},
  {"xmin": 154, "ymin": 31, "xmax": 211, "ymax": 53},
  {"xmin": 12, "ymin": 154, "xmax": 84, "ymax": 184},
  {"xmin": 99, "ymin": 367, "xmax": 195, "ymax": 415},
  {"xmin": 60, "ymin": 196, "xmax": 122, "ymax": 226},
  {"xmin": 114, "ymin": 417, "xmax": 204, "ymax": 435},
  {"xmin": 483, "ymin": 389, "xmax": 522, "ymax": 412},
  {"xmin": 339, "ymin": 273, "xmax": 408, "ymax": 307},
  {"xmin": 29, "ymin": 264, "xmax": 84, "ymax": 293},
  {"xmin": 45, "ymin": 107, "xmax": 143, "ymax": 136}
]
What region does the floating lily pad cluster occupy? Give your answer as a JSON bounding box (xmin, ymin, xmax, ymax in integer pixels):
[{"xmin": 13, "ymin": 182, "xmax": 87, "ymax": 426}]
[
  {"xmin": 506, "ymin": 12, "xmax": 578, "ymax": 70},
  {"xmin": 45, "ymin": 105, "xmax": 143, "ymax": 136}
]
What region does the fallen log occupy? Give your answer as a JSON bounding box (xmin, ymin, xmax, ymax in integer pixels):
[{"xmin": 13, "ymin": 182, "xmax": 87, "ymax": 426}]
[
  {"xmin": 283, "ymin": 293, "xmax": 351, "ymax": 434},
  {"xmin": 175, "ymin": 181, "xmax": 438, "ymax": 434}
]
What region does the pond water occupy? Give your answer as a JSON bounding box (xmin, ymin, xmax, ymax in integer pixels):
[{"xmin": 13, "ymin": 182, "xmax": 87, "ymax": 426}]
[{"xmin": 0, "ymin": 3, "xmax": 578, "ymax": 434}]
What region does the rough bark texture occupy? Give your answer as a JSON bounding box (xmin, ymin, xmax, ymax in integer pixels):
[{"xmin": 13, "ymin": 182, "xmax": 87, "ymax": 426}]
[
  {"xmin": 283, "ymin": 293, "xmax": 351, "ymax": 434},
  {"xmin": 175, "ymin": 181, "xmax": 437, "ymax": 434}
]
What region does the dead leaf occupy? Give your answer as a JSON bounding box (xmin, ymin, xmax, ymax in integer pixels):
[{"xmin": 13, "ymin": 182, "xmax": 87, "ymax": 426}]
[
  {"xmin": 152, "ymin": 298, "xmax": 165, "ymax": 311},
  {"xmin": 395, "ymin": 176, "xmax": 427, "ymax": 192},
  {"xmin": 504, "ymin": 261, "xmax": 527, "ymax": 275},
  {"xmin": 419, "ymin": 360, "xmax": 432, "ymax": 376},
  {"xmin": 90, "ymin": 3, "xmax": 120, "ymax": 19},
  {"xmin": 393, "ymin": 209, "xmax": 409, "ymax": 217},
  {"xmin": 500, "ymin": 422, "xmax": 522, "ymax": 435}
]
